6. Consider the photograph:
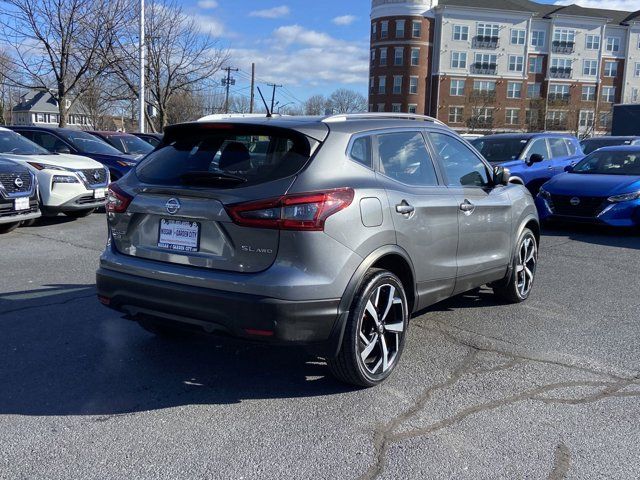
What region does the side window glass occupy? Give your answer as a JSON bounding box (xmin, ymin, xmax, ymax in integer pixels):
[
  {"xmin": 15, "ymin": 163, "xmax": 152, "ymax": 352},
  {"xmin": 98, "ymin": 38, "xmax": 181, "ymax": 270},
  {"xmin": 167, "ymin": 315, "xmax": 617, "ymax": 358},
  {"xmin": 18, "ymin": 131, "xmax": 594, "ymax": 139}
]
[
  {"xmin": 548, "ymin": 138, "xmax": 569, "ymax": 158},
  {"xmin": 377, "ymin": 131, "xmax": 438, "ymax": 186},
  {"xmin": 349, "ymin": 136, "xmax": 372, "ymax": 168},
  {"xmin": 32, "ymin": 132, "xmax": 60, "ymax": 151},
  {"xmin": 564, "ymin": 138, "xmax": 577, "ymax": 156},
  {"xmin": 428, "ymin": 132, "xmax": 490, "ymax": 187},
  {"xmin": 527, "ymin": 139, "xmax": 548, "ymax": 160}
]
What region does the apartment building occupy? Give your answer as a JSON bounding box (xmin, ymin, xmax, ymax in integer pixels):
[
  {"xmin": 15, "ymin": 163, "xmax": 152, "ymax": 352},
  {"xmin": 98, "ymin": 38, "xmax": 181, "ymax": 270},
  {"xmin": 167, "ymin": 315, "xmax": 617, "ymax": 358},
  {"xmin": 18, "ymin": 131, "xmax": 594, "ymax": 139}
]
[{"xmin": 369, "ymin": 0, "xmax": 640, "ymax": 134}]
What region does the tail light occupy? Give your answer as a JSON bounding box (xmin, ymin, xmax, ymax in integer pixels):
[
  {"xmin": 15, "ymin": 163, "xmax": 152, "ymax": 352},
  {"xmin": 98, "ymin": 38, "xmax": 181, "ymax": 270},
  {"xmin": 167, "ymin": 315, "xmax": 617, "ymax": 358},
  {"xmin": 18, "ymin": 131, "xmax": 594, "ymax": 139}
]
[
  {"xmin": 227, "ymin": 188, "xmax": 354, "ymax": 231},
  {"xmin": 106, "ymin": 183, "xmax": 133, "ymax": 213}
]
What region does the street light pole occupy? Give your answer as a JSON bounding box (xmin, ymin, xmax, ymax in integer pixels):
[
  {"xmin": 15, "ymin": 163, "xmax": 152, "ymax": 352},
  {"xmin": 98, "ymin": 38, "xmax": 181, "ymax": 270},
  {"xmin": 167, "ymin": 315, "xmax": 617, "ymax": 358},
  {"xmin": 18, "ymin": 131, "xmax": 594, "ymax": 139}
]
[{"xmin": 139, "ymin": 0, "xmax": 145, "ymax": 133}]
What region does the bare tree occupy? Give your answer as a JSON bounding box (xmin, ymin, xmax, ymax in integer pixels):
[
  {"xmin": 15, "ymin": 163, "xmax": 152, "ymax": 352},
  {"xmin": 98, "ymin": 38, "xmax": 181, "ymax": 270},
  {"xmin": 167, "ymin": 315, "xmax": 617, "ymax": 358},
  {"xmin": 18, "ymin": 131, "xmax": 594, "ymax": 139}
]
[
  {"xmin": 326, "ymin": 89, "xmax": 367, "ymax": 114},
  {"xmin": 229, "ymin": 95, "xmax": 251, "ymax": 114},
  {"xmin": 0, "ymin": 0, "xmax": 127, "ymax": 127},
  {"xmin": 111, "ymin": 0, "xmax": 228, "ymax": 131},
  {"xmin": 304, "ymin": 94, "xmax": 327, "ymax": 115}
]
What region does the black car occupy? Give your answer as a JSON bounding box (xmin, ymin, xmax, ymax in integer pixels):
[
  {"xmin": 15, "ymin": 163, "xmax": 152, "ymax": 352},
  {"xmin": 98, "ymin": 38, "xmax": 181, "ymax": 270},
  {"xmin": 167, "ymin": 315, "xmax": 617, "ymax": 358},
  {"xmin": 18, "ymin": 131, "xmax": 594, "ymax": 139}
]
[
  {"xmin": 580, "ymin": 136, "xmax": 640, "ymax": 155},
  {"xmin": 8, "ymin": 126, "xmax": 139, "ymax": 181},
  {"xmin": 0, "ymin": 158, "xmax": 40, "ymax": 233},
  {"xmin": 89, "ymin": 131, "xmax": 154, "ymax": 156},
  {"xmin": 132, "ymin": 132, "xmax": 163, "ymax": 148}
]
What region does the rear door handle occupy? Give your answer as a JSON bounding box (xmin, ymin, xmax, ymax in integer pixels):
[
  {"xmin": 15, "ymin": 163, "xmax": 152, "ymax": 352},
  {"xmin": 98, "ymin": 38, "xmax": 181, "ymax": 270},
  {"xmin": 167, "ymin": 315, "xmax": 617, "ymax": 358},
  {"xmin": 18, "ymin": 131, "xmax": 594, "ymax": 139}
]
[
  {"xmin": 460, "ymin": 200, "xmax": 475, "ymax": 215},
  {"xmin": 395, "ymin": 201, "xmax": 415, "ymax": 215}
]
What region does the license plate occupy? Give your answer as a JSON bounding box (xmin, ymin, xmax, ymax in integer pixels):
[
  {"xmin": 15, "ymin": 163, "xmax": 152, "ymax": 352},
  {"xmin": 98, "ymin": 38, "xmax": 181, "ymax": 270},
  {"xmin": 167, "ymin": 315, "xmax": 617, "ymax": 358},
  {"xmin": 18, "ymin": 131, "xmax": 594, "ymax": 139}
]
[
  {"xmin": 94, "ymin": 189, "xmax": 106, "ymax": 199},
  {"xmin": 158, "ymin": 219, "xmax": 200, "ymax": 252},
  {"xmin": 14, "ymin": 197, "xmax": 30, "ymax": 211}
]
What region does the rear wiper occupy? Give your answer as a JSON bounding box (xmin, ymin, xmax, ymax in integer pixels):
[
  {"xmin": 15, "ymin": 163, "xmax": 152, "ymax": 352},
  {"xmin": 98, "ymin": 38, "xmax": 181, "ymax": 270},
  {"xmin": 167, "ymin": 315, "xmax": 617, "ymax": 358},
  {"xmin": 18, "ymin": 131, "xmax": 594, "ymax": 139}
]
[{"xmin": 180, "ymin": 171, "xmax": 247, "ymax": 187}]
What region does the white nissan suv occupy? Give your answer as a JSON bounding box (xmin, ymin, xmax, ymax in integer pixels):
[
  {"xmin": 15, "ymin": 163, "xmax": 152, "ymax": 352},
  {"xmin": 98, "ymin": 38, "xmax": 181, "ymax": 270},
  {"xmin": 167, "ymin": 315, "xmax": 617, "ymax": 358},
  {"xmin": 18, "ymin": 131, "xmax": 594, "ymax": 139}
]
[{"xmin": 0, "ymin": 127, "xmax": 109, "ymax": 217}]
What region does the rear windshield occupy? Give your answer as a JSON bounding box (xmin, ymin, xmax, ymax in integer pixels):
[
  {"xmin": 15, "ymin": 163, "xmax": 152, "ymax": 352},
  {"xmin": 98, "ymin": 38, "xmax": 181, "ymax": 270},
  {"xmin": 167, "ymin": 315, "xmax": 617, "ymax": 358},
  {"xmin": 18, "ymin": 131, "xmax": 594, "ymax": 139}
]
[
  {"xmin": 580, "ymin": 138, "xmax": 634, "ymax": 155},
  {"xmin": 107, "ymin": 134, "xmax": 154, "ymax": 155},
  {"xmin": 573, "ymin": 150, "xmax": 640, "ymax": 176},
  {"xmin": 471, "ymin": 138, "xmax": 528, "ymax": 164},
  {"xmin": 135, "ymin": 126, "xmax": 314, "ymax": 188},
  {"xmin": 61, "ymin": 130, "xmax": 124, "ymax": 156}
]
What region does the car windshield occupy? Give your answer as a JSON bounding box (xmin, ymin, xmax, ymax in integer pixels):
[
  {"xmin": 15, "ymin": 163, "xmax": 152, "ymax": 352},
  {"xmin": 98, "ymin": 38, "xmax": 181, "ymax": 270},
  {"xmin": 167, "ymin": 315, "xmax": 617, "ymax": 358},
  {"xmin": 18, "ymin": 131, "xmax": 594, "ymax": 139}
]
[
  {"xmin": 572, "ymin": 150, "xmax": 640, "ymax": 176},
  {"xmin": 471, "ymin": 138, "xmax": 528, "ymax": 163},
  {"xmin": 60, "ymin": 130, "xmax": 123, "ymax": 155},
  {"xmin": 107, "ymin": 134, "xmax": 154, "ymax": 155},
  {"xmin": 580, "ymin": 138, "xmax": 635, "ymax": 155},
  {"xmin": 0, "ymin": 130, "xmax": 51, "ymax": 155}
]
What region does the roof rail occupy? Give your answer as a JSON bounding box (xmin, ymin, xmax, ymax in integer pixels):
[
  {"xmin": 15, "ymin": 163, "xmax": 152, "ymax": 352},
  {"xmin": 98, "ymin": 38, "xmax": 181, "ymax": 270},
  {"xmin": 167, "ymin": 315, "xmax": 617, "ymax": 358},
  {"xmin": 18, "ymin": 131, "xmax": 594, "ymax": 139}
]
[{"xmin": 322, "ymin": 113, "xmax": 446, "ymax": 126}]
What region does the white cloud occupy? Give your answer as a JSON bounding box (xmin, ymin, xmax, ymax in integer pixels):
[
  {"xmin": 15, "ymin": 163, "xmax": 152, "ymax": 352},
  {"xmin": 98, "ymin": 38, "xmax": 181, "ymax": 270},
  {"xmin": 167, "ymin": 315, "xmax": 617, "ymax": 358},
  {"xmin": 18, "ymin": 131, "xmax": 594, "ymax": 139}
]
[
  {"xmin": 191, "ymin": 15, "xmax": 227, "ymax": 37},
  {"xmin": 554, "ymin": 0, "xmax": 636, "ymax": 10},
  {"xmin": 249, "ymin": 5, "xmax": 290, "ymax": 19},
  {"xmin": 273, "ymin": 25, "xmax": 334, "ymax": 47},
  {"xmin": 332, "ymin": 15, "xmax": 357, "ymax": 26},
  {"xmin": 198, "ymin": 0, "xmax": 218, "ymax": 8}
]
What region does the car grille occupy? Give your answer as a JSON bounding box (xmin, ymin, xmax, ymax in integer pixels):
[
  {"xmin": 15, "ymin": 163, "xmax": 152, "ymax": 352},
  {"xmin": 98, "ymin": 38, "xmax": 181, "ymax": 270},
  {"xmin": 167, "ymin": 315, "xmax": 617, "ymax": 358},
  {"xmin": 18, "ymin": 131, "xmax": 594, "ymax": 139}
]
[
  {"xmin": 0, "ymin": 171, "xmax": 33, "ymax": 194},
  {"xmin": 550, "ymin": 195, "xmax": 606, "ymax": 218},
  {"xmin": 0, "ymin": 198, "xmax": 38, "ymax": 218},
  {"xmin": 79, "ymin": 168, "xmax": 108, "ymax": 186}
]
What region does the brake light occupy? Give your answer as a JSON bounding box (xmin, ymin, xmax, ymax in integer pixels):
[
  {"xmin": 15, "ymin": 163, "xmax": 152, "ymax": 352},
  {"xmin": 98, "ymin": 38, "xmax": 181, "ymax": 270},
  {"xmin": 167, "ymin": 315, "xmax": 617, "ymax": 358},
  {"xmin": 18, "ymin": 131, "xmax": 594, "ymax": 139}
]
[
  {"xmin": 106, "ymin": 183, "xmax": 133, "ymax": 213},
  {"xmin": 227, "ymin": 188, "xmax": 354, "ymax": 231}
]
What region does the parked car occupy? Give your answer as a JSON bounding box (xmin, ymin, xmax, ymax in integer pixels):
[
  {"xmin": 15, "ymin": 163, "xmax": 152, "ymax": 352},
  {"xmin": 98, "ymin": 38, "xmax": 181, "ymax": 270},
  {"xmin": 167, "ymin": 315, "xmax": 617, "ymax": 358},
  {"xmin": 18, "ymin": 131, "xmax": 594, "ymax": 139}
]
[
  {"xmin": 579, "ymin": 136, "xmax": 640, "ymax": 155},
  {"xmin": 537, "ymin": 145, "xmax": 640, "ymax": 228},
  {"xmin": 88, "ymin": 131, "xmax": 154, "ymax": 156},
  {"xmin": 132, "ymin": 132, "xmax": 163, "ymax": 147},
  {"xmin": 471, "ymin": 133, "xmax": 584, "ymax": 194},
  {"xmin": 96, "ymin": 113, "xmax": 540, "ymax": 387},
  {"xmin": 0, "ymin": 127, "xmax": 108, "ymax": 217},
  {"xmin": 0, "ymin": 157, "xmax": 40, "ymax": 233},
  {"xmin": 8, "ymin": 126, "xmax": 138, "ymax": 181}
]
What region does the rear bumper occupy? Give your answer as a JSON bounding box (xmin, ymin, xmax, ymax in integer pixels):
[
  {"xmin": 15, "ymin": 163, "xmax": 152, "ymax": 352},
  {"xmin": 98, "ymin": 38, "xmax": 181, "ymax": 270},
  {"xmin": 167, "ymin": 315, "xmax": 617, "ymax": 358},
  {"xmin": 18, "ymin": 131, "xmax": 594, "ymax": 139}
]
[{"xmin": 96, "ymin": 267, "xmax": 344, "ymax": 353}]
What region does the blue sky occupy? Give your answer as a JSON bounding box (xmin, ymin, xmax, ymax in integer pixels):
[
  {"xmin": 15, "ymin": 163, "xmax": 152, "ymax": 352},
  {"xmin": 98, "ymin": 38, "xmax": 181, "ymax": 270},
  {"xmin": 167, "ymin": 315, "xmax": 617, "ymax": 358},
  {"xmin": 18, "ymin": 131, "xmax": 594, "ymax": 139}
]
[{"xmin": 181, "ymin": 0, "xmax": 636, "ymax": 107}]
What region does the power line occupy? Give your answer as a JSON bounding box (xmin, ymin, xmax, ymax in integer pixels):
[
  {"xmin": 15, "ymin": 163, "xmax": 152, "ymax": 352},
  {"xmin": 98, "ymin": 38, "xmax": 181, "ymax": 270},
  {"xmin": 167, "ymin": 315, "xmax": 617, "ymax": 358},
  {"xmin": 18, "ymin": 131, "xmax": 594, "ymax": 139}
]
[{"xmin": 221, "ymin": 66, "xmax": 239, "ymax": 114}]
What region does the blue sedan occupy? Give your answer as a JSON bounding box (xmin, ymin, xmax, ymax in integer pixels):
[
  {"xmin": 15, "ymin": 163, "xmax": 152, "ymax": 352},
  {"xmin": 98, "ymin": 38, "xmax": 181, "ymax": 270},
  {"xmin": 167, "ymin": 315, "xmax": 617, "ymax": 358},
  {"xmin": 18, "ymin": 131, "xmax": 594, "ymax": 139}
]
[{"xmin": 537, "ymin": 146, "xmax": 640, "ymax": 228}]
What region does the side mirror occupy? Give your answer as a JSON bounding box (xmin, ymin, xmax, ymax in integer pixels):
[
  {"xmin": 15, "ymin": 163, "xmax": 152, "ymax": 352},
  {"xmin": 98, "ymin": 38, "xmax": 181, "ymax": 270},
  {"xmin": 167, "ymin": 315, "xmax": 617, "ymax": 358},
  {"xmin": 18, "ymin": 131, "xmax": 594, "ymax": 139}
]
[
  {"xmin": 526, "ymin": 153, "xmax": 544, "ymax": 166},
  {"xmin": 55, "ymin": 145, "xmax": 71, "ymax": 154},
  {"xmin": 493, "ymin": 166, "xmax": 510, "ymax": 186},
  {"xmin": 564, "ymin": 165, "xmax": 574, "ymax": 173}
]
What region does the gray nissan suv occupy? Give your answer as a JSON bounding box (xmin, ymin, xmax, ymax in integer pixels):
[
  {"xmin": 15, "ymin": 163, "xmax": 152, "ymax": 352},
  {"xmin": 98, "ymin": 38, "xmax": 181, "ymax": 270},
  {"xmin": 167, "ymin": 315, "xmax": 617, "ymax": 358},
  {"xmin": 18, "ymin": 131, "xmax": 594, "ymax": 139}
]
[{"xmin": 97, "ymin": 114, "xmax": 539, "ymax": 387}]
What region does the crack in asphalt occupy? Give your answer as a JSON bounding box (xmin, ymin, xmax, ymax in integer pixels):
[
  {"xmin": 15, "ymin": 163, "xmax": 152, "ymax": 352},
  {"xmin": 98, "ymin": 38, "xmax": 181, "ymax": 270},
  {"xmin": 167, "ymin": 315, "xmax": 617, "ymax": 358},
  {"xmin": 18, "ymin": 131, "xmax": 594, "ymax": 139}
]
[
  {"xmin": 14, "ymin": 230, "xmax": 103, "ymax": 253},
  {"xmin": 0, "ymin": 292, "xmax": 97, "ymax": 316},
  {"xmin": 548, "ymin": 442, "xmax": 571, "ymax": 480}
]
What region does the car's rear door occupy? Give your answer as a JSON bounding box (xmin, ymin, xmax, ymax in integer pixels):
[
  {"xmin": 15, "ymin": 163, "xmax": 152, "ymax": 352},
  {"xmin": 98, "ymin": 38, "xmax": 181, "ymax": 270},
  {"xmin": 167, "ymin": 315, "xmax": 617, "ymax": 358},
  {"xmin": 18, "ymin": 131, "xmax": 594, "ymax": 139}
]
[
  {"xmin": 426, "ymin": 131, "xmax": 512, "ymax": 294},
  {"xmin": 374, "ymin": 129, "xmax": 458, "ymax": 309},
  {"xmin": 547, "ymin": 137, "xmax": 574, "ymax": 174}
]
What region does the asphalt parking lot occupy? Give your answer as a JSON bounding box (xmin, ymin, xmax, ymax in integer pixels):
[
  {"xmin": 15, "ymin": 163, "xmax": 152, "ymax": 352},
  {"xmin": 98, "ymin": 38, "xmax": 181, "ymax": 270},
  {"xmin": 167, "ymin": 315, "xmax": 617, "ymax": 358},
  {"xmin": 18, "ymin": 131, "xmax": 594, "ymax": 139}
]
[{"xmin": 1, "ymin": 214, "xmax": 639, "ymax": 479}]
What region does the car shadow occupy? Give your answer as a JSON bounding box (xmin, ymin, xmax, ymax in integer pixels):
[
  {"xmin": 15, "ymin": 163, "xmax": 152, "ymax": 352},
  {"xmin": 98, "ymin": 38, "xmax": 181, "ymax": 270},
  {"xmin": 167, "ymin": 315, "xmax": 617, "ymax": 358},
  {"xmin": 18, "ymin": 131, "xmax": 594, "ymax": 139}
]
[
  {"xmin": 0, "ymin": 284, "xmax": 351, "ymax": 417},
  {"xmin": 542, "ymin": 222, "xmax": 640, "ymax": 250}
]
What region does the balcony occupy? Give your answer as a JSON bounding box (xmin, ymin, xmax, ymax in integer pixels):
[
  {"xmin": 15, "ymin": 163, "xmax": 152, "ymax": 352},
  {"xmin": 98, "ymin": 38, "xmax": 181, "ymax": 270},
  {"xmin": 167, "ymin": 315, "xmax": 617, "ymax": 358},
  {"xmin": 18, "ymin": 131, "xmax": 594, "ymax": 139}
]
[
  {"xmin": 552, "ymin": 41, "xmax": 575, "ymax": 54},
  {"xmin": 470, "ymin": 62, "xmax": 497, "ymax": 75},
  {"xmin": 548, "ymin": 93, "xmax": 571, "ymax": 105},
  {"xmin": 550, "ymin": 67, "xmax": 572, "ymax": 79},
  {"xmin": 470, "ymin": 90, "xmax": 497, "ymax": 102},
  {"xmin": 473, "ymin": 36, "xmax": 499, "ymax": 49}
]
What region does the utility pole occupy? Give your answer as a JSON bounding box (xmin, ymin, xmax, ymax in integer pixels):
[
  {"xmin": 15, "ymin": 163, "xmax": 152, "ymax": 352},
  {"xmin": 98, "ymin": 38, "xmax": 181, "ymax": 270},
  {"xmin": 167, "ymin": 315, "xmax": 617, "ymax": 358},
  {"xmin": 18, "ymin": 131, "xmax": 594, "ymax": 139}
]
[
  {"xmin": 268, "ymin": 83, "xmax": 283, "ymax": 114},
  {"xmin": 249, "ymin": 63, "xmax": 255, "ymax": 113},
  {"xmin": 139, "ymin": 0, "xmax": 145, "ymax": 133},
  {"xmin": 222, "ymin": 66, "xmax": 238, "ymax": 114}
]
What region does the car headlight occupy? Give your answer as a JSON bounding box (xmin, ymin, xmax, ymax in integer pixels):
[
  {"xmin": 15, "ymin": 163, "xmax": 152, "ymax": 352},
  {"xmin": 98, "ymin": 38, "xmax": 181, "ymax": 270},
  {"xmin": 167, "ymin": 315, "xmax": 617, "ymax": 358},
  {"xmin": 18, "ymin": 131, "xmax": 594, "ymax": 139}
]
[
  {"xmin": 538, "ymin": 187, "xmax": 552, "ymax": 200},
  {"xmin": 52, "ymin": 175, "xmax": 80, "ymax": 184},
  {"xmin": 607, "ymin": 191, "xmax": 640, "ymax": 203},
  {"xmin": 27, "ymin": 162, "xmax": 68, "ymax": 171}
]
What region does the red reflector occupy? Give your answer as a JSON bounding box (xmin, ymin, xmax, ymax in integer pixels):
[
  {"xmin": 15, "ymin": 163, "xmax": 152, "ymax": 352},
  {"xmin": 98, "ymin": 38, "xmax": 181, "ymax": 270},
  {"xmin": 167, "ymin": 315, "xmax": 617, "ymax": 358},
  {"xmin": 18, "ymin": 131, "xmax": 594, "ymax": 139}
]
[
  {"xmin": 244, "ymin": 328, "xmax": 275, "ymax": 337},
  {"xmin": 98, "ymin": 295, "xmax": 111, "ymax": 306}
]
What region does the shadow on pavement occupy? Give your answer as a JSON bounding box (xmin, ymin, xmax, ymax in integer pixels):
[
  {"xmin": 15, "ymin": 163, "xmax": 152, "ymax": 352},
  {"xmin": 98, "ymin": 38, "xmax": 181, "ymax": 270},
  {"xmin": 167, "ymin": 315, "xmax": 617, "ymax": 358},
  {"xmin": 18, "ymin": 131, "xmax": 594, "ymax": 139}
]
[
  {"xmin": 542, "ymin": 222, "xmax": 640, "ymax": 250},
  {"xmin": 0, "ymin": 284, "xmax": 350, "ymax": 417}
]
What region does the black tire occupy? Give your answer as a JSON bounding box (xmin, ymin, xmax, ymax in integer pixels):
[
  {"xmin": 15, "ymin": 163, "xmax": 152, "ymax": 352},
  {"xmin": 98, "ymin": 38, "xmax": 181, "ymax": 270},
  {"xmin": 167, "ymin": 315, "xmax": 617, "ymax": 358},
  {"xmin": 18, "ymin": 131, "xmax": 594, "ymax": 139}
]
[
  {"xmin": 0, "ymin": 222, "xmax": 20, "ymax": 234},
  {"xmin": 328, "ymin": 269, "xmax": 409, "ymax": 387},
  {"xmin": 20, "ymin": 218, "xmax": 37, "ymax": 227},
  {"xmin": 64, "ymin": 208, "xmax": 96, "ymax": 218},
  {"xmin": 492, "ymin": 228, "xmax": 538, "ymax": 303},
  {"xmin": 137, "ymin": 318, "xmax": 190, "ymax": 339}
]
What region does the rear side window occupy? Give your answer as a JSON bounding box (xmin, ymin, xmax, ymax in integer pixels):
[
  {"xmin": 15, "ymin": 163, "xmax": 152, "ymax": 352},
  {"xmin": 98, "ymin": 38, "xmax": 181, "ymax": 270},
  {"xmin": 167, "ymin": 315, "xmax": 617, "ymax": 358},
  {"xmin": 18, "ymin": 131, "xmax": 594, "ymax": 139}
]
[
  {"xmin": 377, "ymin": 131, "xmax": 438, "ymax": 186},
  {"xmin": 548, "ymin": 138, "xmax": 569, "ymax": 158},
  {"xmin": 349, "ymin": 136, "xmax": 372, "ymax": 168},
  {"xmin": 564, "ymin": 139, "xmax": 577, "ymax": 156},
  {"xmin": 429, "ymin": 132, "xmax": 490, "ymax": 187},
  {"xmin": 136, "ymin": 126, "xmax": 313, "ymax": 188}
]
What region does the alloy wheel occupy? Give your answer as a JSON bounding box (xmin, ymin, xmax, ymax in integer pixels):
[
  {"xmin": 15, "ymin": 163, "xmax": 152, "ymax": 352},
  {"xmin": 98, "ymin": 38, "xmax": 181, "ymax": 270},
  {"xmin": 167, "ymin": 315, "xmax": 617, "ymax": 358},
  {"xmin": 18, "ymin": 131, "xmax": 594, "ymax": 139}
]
[{"xmin": 516, "ymin": 234, "xmax": 537, "ymax": 298}]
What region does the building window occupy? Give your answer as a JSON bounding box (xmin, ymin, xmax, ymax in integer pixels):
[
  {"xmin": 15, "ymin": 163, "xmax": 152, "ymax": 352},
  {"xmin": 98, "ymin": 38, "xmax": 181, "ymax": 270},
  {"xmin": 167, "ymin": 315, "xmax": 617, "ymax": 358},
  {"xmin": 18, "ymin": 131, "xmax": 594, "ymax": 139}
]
[
  {"xmin": 508, "ymin": 55, "xmax": 524, "ymax": 72},
  {"xmin": 551, "ymin": 58, "xmax": 572, "ymax": 70},
  {"xmin": 36, "ymin": 113, "xmax": 45, "ymax": 123},
  {"xmin": 408, "ymin": 104, "xmax": 417, "ymax": 114},
  {"xmin": 529, "ymin": 56, "xmax": 543, "ymax": 74},
  {"xmin": 547, "ymin": 110, "xmax": 568, "ymax": 127},
  {"xmin": 411, "ymin": 48, "xmax": 420, "ymax": 66},
  {"xmin": 583, "ymin": 60, "xmax": 598, "ymax": 76},
  {"xmin": 396, "ymin": 20, "xmax": 405, "ymax": 38},
  {"xmin": 409, "ymin": 76, "xmax": 418, "ymax": 95},
  {"xmin": 602, "ymin": 86, "xmax": 615, "ymax": 103},
  {"xmin": 450, "ymin": 79, "xmax": 465, "ymax": 96},
  {"xmin": 393, "ymin": 76, "xmax": 403, "ymax": 94},
  {"xmin": 635, "ymin": 62, "xmax": 640, "ymax": 77},
  {"xmin": 579, "ymin": 110, "xmax": 594, "ymax": 128},
  {"xmin": 507, "ymin": 81, "xmax": 522, "ymax": 99},
  {"xmin": 473, "ymin": 80, "xmax": 496, "ymax": 94},
  {"xmin": 549, "ymin": 83, "xmax": 570, "ymax": 96},
  {"xmin": 380, "ymin": 48, "xmax": 387, "ymax": 66},
  {"xmin": 381, "ymin": 21, "xmax": 388, "ymax": 39},
  {"xmin": 377, "ymin": 103, "xmax": 385, "ymax": 112},
  {"xmin": 474, "ymin": 53, "xmax": 497, "ymax": 70},
  {"xmin": 369, "ymin": 104, "xmax": 374, "ymax": 112},
  {"xmin": 378, "ymin": 76, "xmax": 386, "ymax": 94},
  {"xmin": 527, "ymin": 83, "xmax": 541, "ymax": 99},
  {"xmin": 449, "ymin": 107, "xmax": 464, "ymax": 124},
  {"xmin": 605, "ymin": 36, "xmax": 620, "ymax": 53},
  {"xmin": 631, "ymin": 88, "xmax": 639, "ymax": 103},
  {"xmin": 372, "ymin": 23, "xmax": 377, "ymax": 37},
  {"xmin": 585, "ymin": 34, "xmax": 600, "ymax": 50},
  {"xmin": 451, "ymin": 51, "xmax": 467, "ymax": 69},
  {"xmin": 506, "ymin": 108, "xmax": 520, "ymax": 125},
  {"xmin": 553, "ymin": 28, "xmax": 575, "ymax": 44},
  {"xmin": 599, "ymin": 111, "xmax": 612, "ymax": 129},
  {"xmin": 412, "ymin": 20, "xmax": 421, "ymax": 38},
  {"xmin": 511, "ymin": 29, "xmax": 526, "ymax": 45},
  {"xmin": 453, "ymin": 25, "xmax": 469, "ymax": 41},
  {"xmin": 370, "ymin": 76, "xmax": 375, "ymax": 93},
  {"xmin": 531, "ymin": 30, "xmax": 545, "ymax": 48},
  {"xmin": 472, "ymin": 107, "xmax": 494, "ymax": 123},
  {"xmin": 604, "ymin": 61, "xmax": 618, "ymax": 77},
  {"xmin": 392, "ymin": 103, "xmax": 402, "ymax": 113},
  {"xmin": 394, "ymin": 47, "xmax": 404, "ymax": 66},
  {"xmin": 526, "ymin": 109, "xmax": 539, "ymax": 126},
  {"xmin": 370, "ymin": 49, "xmax": 375, "ymax": 64},
  {"xmin": 582, "ymin": 86, "xmax": 596, "ymax": 102},
  {"xmin": 477, "ymin": 23, "xmax": 499, "ymax": 38}
]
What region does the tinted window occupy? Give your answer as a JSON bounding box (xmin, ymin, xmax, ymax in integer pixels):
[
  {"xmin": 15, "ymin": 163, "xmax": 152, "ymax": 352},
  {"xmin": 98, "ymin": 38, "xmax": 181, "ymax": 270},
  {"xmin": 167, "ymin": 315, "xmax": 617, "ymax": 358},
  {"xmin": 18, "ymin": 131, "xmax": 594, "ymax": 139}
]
[
  {"xmin": 564, "ymin": 138, "xmax": 577, "ymax": 156},
  {"xmin": 31, "ymin": 132, "xmax": 70, "ymax": 153},
  {"xmin": 349, "ymin": 136, "xmax": 372, "ymax": 168},
  {"xmin": 429, "ymin": 132, "xmax": 490, "ymax": 187},
  {"xmin": 377, "ymin": 131, "xmax": 438, "ymax": 186},
  {"xmin": 581, "ymin": 138, "xmax": 634, "ymax": 155},
  {"xmin": 548, "ymin": 138, "xmax": 569, "ymax": 158},
  {"xmin": 527, "ymin": 138, "xmax": 548, "ymax": 160},
  {"xmin": 573, "ymin": 150, "xmax": 640, "ymax": 175},
  {"xmin": 59, "ymin": 130, "xmax": 123, "ymax": 155},
  {"xmin": 0, "ymin": 130, "xmax": 50, "ymax": 155},
  {"xmin": 470, "ymin": 137, "xmax": 528, "ymax": 163},
  {"xmin": 105, "ymin": 134, "xmax": 154, "ymax": 155}
]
